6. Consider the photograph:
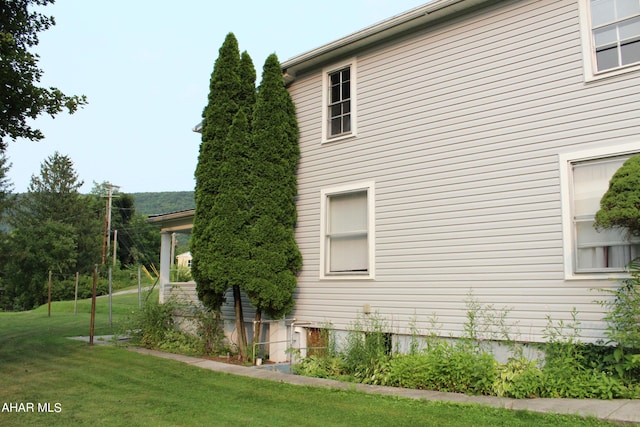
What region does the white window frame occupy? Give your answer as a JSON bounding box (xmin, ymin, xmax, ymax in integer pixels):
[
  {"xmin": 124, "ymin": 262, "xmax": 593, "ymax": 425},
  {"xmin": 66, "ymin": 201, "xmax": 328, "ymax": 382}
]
[
  {"xmin": 579, "ymin": 0, "xmax": 640, "ymax": 81},
  {"xmin": 559, "ymin": 143, "xmax": 640, "ymax": 280},
  {"xmin": 320, "ymin": 181, "xmax": 375, "ymax": 280},
  {"xmin": 321, "ymin": 58, "xmax": 358, "ymax": 143}
]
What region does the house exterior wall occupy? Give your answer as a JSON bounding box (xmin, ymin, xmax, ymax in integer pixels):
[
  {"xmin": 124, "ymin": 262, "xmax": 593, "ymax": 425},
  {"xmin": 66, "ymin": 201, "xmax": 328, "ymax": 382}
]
[{"xmin": 287, "ymin": 0, "xmax": 640, "ymax": 343}]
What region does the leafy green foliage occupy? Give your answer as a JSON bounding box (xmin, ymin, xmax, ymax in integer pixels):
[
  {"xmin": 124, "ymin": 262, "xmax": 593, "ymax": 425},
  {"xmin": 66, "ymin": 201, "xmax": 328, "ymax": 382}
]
[
  {"xmin": 244, "ymin": 53, "xmax": 301, "ymax": 318},
  {"xmin": 0, "ymin": 0, "xmax": 87, "ymax": 149},
  {"xmin": 594, "ymin": 154, "xmax": 640, "ymax": 236},
  {"xmin": 0, "ymin": 152, "xmax": 13, "ymax": 222},
  {"xmin": 2, "ymin": 219, "xmax": 76, "ymax": 309},
  {"xmin": 192, "ymin": 32, "xmax": 245, "ymax": 310},
  {"xmin": 122, "ymin": 297, "xmax": 230, "ymax": 357},
  {"xmin": 1, "ymin": 152, "xmax": 103, "ymax": 309},
  {"xmin": 387, "ymin": 343, "xmax": 498, "ymax": 395},
  {"xmin": 598, "ymin": 260, "xmax": 640, "ymax": 381},
  {"xmin": 294, "ymin": 306, "xmax": 639, "ymax": 399}
]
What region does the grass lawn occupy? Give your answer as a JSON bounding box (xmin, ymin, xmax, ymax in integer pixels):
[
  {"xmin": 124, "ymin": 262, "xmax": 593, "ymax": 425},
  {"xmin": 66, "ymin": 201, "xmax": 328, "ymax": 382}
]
[{"xmin": 0, "ymin": 293, "xmax": 622, "ymax": 427}]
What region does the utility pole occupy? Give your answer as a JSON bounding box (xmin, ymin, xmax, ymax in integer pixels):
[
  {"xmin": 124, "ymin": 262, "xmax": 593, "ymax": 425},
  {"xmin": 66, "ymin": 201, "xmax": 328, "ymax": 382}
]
[{"xmin": 101, "ymin": 183, "xmax": 120, "ymax": 265}]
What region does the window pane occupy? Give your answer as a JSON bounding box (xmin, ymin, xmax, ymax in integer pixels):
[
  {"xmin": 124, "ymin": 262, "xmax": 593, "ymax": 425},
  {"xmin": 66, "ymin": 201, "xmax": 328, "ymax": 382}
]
[
  {"xmin": 342, "ymin": 81, "xmax": 350, "ymax": 100},
  {"xmin": 619, "ymin": 16, "xmax": 640, "ymax": 39},
  {"xmin": 331, "ymin": 118, "xmax": 342, "ymax": 135},
  {"xmin": 594, "ymin": 25, "xmax": 618, "ymax": 45},
  {"xmin": 331, "ymin": 85, "xmax": 341, "ymax": 103},
  {"xmin": 330, "ymin": 235, "xmax": 368, "ymax": 272},
  {"xmin": 576, "ymin": 221, "xmax": 628, "ymax": 246},
  {"xmin": 343, "ymin": 100, "xmax": 351, "ymax": 114},
  {"xmin": 342, "ymin": 68, "xmax": 350, "ymax": 82},
  {"xmin": 327, "ymin": 190, "xmax": 368, "ymax": 273},
  {"xmin": 596, "ymin": 45, "xmax": 620, "ymax": 70},
  {"xmin": 329, "ymin": 191, "xmax": 367, "ymax": 233},
  {"xmin": 592, "ymin": 0, "xmax": 616, "ymax": 26},
  {"xmin": 577, "ymin": 244, "xmax": 639, "ymax": 270},
  {"xmin": 573, "ymin": 157, "xmax": 626, "ymax": 216},
  {"xmin": 616, "ymin": 0, "xmax": 640, "ymax": 20},
  {"xmin": 331, "ymin": 104, "xmax": 341, "ymax": 118},
  {"xmin": 621, "ymin": 38, "xmax": 640, "ymax": 64},
  {"xmin": 343, "ymin": 116, "xmax": 351, "ymax": 133},
  {"xmin": 330, "ymin": 72, "xmax": 340, "ymax": 85}
]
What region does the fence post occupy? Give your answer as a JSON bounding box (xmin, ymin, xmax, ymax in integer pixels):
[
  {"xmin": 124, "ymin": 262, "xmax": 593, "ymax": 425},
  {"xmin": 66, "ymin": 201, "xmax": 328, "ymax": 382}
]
[
  {"xmin": 74, "ymin": 272, "xmax": 79, "ymax": 315},
  {"xmin": 108, "ymin": 267, "xmax": 113, "ymax": 328},
  {"xmin": 138, "ymin": 267, "xmax": 142, "ymax": 310},
  {"xmin": 47, "ymin": 270, "xmax": 52, "ymax": 317},
  {"xmin": 89, "ymin": 265, "xmax": 97, "ymax": 345}
]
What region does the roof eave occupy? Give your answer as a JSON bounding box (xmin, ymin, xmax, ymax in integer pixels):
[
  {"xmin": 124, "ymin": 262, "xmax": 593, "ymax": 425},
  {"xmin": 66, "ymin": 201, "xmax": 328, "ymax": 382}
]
[{"xmin": 281, "ymin": 0, "xmax": 489, "ymax": 80}]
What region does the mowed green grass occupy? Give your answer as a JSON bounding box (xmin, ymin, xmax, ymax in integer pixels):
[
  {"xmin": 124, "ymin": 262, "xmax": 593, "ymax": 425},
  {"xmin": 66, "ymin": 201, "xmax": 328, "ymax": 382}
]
[{"xmin": 0, "ymin": 293, "xmax": 620, "ymax": 427}]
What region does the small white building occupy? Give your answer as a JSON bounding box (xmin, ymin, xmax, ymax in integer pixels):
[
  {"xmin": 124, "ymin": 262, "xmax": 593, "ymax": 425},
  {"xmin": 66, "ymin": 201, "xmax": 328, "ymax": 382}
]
[{"xmin": 176, "ymin": 251, "xmax": 192, "ymax": 269}]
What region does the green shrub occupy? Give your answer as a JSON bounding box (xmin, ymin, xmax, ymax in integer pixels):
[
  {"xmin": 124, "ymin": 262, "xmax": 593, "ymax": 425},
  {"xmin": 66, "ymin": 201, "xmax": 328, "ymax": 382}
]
[
  {"xmin": 293, "ymin": 355, "xmax": 344, "ymax": 378},
  {"xmin": 341, "ymin": 313, "xmax": 393, "ymax": 385},
  {"xmin": 386, "ymin": 341, "xmax": 497, "ymax": 395},
  {"xmin": 124, "ymin": 298, "xmax": 177, "ymax": 348},
  {"xmin": 598, "ymin": 261, "xmax": 640, "ymax": 381},
  {"xmin": 197, "ymin": 307, "xmax": 227, "ymax": 356},
  {"xmin": 291, "ymin": 306, "xmax": 640, "ymax": 399},
  {"xmin": 493, "ymin": 357, "xmax": 543, "ymax": 398}
]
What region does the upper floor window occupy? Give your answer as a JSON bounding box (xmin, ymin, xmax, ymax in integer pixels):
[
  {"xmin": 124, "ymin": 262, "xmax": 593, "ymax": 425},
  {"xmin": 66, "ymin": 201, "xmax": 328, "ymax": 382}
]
[
  {"xmin": 581, "ymin": 0, "xmax": 640, "ymax": 79},
  {"xmin": 322, "ymin": 59, "xmax": 357, "ymax": 142},
  {"xmin": 591, "ymin": 0, "xmax": 640, "ymax": 71},
  {"xmin": 329, "ymin": 67, "xmax": 351, "ymax": 137}
]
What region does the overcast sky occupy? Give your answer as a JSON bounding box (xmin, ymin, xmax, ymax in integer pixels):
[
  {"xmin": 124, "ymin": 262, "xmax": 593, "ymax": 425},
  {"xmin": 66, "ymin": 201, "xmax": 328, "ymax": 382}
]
[{"xmin": 5, "ymin": 0, "xmax": 428, "ymax": 194}]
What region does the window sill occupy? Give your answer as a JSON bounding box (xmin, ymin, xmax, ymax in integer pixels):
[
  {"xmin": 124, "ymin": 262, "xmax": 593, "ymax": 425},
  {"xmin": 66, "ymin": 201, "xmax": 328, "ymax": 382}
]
[
  {"xmin": 585, "ymin": 62, "xmax": 640, "ymax": 83},
  {"xmin": 321, "ymin": 132, "xmax": 357, "ymax": 145},
  {"xmin": 320, "ymin": 273, "xmax": 374, "ymax": 281},
  {"xmin": 564, "ymin": 272, "xmax": 630, "ymax": 281}
]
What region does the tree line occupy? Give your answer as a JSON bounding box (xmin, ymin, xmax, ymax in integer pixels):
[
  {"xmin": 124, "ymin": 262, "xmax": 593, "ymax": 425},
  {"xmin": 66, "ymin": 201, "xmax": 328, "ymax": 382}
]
[{"xmin": 0, "ymin": 151, "xmax": 160, "ymax": 311}]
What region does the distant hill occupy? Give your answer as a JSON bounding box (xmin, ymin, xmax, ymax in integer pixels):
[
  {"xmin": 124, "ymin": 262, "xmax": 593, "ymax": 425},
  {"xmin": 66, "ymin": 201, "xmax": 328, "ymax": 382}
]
[{"xmin": 131, "ymin": 191, "xmax": 194, "ymax": 216}]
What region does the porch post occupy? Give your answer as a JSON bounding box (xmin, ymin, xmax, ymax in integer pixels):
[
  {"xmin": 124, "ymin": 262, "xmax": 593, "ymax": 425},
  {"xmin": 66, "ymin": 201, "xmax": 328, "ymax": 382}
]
[{"xmin": 159, "ymin": 231, "xmax": 172, "ymax": 303}]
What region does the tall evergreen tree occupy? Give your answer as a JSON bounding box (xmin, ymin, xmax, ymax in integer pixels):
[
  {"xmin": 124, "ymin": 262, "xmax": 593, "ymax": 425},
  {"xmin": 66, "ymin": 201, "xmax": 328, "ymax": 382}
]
[
  {"xmin": 2, "ymin": 152, "xmax": 99, "ymax": 309},
  {"xmin": 239, "ymin": 51, "xmax": 257, "ymax": 119},
  {"xmin": 192, "ymin": 34, "xmax": 256, "ymax": 359},
  {"xmin": 193, "ymin": 33, "xmax": 242, "ymax": 309},
  {"xmin": 246, "ymin": 54, "xmax": 302, "ymax": 326}
]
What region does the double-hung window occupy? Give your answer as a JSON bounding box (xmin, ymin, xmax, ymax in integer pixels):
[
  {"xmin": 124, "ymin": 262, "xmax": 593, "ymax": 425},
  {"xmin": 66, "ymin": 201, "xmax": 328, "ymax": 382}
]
[
  {"xmin": 581, "ymin": 0, "xmax": 640, "ymax": 78},
  {"xmin": 329, "ymin": 68, "xmax": 351, "ymax": 137},
  {"xmin": 560, "ymin": 146, "xmax": 640, "ymax": 277},
  {"xmin": 322, "ymin": 59, "xmax": 357, "ymax": 142},
  {"xmin": 320, "ymin": 182, "xmax": 374, "ymax": 279}
]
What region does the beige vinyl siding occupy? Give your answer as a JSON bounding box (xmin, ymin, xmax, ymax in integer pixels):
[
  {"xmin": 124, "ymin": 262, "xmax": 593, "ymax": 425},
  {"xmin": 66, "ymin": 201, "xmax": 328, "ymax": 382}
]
[{"xmin": 288, "ymin": 0, "xmax": 640, "ymax": 343}]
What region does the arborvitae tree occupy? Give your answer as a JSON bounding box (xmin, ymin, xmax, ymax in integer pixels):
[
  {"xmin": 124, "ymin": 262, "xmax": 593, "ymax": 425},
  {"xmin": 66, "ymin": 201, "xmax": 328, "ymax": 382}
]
[
  {"xmin": 246, "ymin": 54, "xmax": 302, "ymax": 337},
  {"xmin": 239, "ymin": 51, "xmax": 257, "ymax": 119},
  {"xmin": 192, "ymin": 33, "xmax": 256, "ymax": 359},
  {"xmin": 193, "ymin": 33, "xmax": 242, "ymax": 309},
  {"xmin": 595, "ymin": 155, "xmax": 640, "ymax": 237}
]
